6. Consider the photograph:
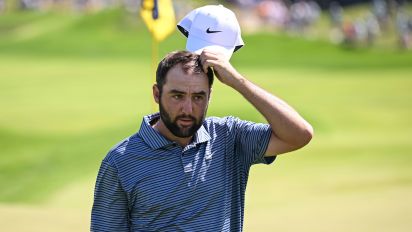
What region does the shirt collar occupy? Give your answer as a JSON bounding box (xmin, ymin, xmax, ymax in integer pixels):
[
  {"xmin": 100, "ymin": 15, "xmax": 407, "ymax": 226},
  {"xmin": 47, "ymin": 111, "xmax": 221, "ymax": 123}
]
[{"xmin": 139, "ymin": 113, "xmax": 211, "ymax": 150}]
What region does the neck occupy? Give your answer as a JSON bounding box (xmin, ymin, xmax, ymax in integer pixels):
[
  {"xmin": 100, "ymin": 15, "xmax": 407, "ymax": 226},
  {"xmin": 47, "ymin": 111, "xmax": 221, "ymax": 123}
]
[{"xmin": 152, "ymin": 119, "xmax": 192, "ymax": 147}]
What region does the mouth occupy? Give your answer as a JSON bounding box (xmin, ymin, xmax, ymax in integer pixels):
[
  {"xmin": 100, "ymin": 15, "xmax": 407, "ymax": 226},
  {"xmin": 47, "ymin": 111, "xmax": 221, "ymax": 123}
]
[{"xmin": 177, "ymin": 117, "xmax": 195, "ymax": 127}]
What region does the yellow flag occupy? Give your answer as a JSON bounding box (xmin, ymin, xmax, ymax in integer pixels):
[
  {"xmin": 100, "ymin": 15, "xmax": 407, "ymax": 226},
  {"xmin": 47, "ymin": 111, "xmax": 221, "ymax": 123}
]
[{"xmin": 140, "ymin": 0, "xmax": 176, "ymax": 42}]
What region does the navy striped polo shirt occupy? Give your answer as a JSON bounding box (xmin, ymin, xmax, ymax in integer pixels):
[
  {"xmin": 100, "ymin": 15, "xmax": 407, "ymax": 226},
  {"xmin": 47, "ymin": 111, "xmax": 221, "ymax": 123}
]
[{"xmin": 91, "ymin": 113, "xmax": 276, "ymax": 232}]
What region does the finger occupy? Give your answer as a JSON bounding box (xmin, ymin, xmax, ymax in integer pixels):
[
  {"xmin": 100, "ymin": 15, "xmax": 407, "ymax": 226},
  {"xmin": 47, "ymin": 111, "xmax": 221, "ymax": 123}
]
[
  {"xmin": 203, "ymin": 59, "xmax": 221, "ymax": 69},
  {"xmin": 202, "ymin": 59, "xmax": 215, "ymax": 73},
  {"xmin": 203, "ymin": 59, "xmax": 225, "ymax": 76},
  {"xmin": 201, "ymin": 58, "xmax": 212, "ymax": 73},
  {"xmin": 203, "ymin": 49, "xmax": 227, "ymax": 61},
  {"xmin": 201, "ymin": 49, "xmax": 220, "ymax": 61}
]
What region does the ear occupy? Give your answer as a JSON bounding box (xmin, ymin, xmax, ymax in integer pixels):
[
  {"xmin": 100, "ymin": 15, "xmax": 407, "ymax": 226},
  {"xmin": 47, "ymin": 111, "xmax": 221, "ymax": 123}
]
[{"xmin": 153, "ymin": 84, "xmax": 160, "ymax": 104}]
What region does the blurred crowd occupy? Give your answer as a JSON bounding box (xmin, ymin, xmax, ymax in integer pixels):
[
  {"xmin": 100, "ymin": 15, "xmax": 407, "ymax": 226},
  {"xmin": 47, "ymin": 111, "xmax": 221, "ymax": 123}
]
[
  {"xmin": 230, "ymin": 0, "xmax": 412, "ymax": 50},
  {"xmin": 0, "ymin": 0, "xmax": 411, "ymax": 49},
  {"xmin": 233, "ymin": 0, "xmax": 321, "ymax": 34},
  {"xmin": 331, "ymin": 0, "xmax": 412, "ymax": 49}
]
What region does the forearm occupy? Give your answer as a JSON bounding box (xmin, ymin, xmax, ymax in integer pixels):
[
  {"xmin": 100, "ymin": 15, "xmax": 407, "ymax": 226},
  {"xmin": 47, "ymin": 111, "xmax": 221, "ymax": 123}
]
[
  {"xmin": 229, "ymin": 73, "xmax": 313, "ymax": 147},
  {"xmin": 199, "ymin": 49, "xmax": 312, "ymax": 153}
]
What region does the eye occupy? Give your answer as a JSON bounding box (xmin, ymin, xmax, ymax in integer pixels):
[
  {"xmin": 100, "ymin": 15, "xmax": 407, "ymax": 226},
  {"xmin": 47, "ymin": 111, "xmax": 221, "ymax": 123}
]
[
  {"xmin": 193, "ymin": 95, "xmax": 204, "ymax": 101},
  {"xmin": 172, "ymin": 95, "xmax": 183, "ymax": 100}
]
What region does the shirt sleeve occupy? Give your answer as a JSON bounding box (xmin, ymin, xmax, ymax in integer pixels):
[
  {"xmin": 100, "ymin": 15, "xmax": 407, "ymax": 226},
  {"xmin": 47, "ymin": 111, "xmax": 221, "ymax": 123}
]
[
  {"xmin": 232, "ymin": 117, "xmax": 276, "ymax": 168},
  {"xmin": 91, "ymin": 160, "xmax": 130, "ymax": 232}
]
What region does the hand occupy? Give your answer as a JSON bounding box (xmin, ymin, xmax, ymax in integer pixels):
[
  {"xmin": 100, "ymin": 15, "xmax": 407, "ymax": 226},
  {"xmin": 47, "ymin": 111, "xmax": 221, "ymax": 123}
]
[{"xmin": 199, "ymin": 49, "xmax": 242, "ymax": 88}]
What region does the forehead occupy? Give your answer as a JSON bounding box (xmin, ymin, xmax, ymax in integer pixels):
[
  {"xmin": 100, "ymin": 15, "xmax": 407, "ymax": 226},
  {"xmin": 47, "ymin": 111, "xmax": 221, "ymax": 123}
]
[{"xmin": 163, "ymin": 64, "xmax": 209, "ymax": 92}]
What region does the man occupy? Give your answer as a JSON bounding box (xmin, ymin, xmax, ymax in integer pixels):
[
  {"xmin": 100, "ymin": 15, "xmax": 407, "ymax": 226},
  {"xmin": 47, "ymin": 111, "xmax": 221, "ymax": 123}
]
[{"xmin": 91, "ymin": 50, "xmax": 313, "ymax": 231}]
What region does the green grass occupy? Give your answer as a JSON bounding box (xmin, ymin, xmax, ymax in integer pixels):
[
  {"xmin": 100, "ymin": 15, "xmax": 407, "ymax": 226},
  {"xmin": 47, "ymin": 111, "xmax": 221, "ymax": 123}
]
[{"xmin": 1, "ymin": 7, "xmax": 412, "ymax": 231}]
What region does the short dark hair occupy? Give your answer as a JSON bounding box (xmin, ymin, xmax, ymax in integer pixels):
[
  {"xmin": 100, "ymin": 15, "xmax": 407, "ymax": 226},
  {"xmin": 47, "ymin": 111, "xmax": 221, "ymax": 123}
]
[{"xmin": 156, "ymin": 50, "xmax": 214, "ymax": 93}]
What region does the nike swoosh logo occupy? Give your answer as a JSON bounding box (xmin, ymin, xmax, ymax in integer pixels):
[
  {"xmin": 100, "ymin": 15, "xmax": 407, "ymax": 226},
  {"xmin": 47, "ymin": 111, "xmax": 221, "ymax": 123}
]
[{"xmin": 206, "ymin": 28, "xmax": 222, "ymax": 33}]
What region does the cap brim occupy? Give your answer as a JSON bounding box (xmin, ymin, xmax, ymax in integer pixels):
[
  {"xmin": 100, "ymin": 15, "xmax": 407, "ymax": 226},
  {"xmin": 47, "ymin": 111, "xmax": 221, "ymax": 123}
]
[{"xmin": 186, "ymin": 36, "xmax": 234, "ymax": 60}]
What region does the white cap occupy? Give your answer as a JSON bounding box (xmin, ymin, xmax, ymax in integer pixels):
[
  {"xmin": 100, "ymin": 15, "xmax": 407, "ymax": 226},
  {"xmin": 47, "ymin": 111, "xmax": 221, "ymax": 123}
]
[{"xmin": 177, "ymin": 5, "xmax": 244, "ymax": 60}]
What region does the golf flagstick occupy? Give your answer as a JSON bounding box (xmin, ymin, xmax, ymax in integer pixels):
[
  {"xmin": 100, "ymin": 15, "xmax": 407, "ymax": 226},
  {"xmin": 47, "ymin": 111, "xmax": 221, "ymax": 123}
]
[
  {"xmin": 140, "ymin": 0, "xmax": 176, "ymax": 113},
  {"xmin": 151, "ymin": 39, "xmax": 158, "ymax": 112}
]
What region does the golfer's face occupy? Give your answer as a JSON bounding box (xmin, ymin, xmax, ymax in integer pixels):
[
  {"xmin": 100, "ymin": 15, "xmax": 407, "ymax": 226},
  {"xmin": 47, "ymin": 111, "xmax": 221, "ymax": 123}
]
[{"xmin": 159, "ymin": 64, "xmax": 210, "ymax": 138}]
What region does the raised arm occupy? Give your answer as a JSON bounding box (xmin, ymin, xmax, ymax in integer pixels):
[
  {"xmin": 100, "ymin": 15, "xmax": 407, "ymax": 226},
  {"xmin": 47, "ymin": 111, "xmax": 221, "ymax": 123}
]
[{"xmin": 200, "ymin": 50, "xmax": 313, "ymax": 156}]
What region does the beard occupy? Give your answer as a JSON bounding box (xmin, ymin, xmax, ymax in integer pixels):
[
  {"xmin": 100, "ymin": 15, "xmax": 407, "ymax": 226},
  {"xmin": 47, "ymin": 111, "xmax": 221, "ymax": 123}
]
[{"xmin": 159, "ymin": 100, "xmax": 205, "ymax": 138}]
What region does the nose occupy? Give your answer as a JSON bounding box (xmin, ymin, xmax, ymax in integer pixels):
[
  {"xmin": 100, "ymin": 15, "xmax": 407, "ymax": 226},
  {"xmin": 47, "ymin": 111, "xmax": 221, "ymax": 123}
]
[{"xmin": 181, "ymin": 98, "xmax": 193, "ymax": 115}]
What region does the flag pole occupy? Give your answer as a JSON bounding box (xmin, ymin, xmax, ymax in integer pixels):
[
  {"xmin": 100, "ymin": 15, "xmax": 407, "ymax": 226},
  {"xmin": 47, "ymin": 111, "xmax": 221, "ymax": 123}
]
[
  {"xmin": 140, "ymin": 0, "xmax": 176, "ymax": 113},
  {"xmin": 151, "ymin": 38, "xmax": 159, "ymax": 113}
]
